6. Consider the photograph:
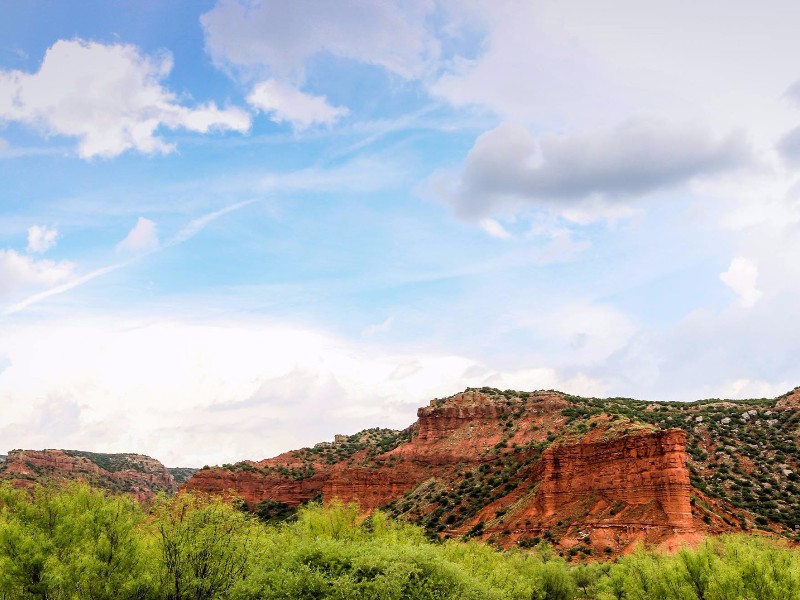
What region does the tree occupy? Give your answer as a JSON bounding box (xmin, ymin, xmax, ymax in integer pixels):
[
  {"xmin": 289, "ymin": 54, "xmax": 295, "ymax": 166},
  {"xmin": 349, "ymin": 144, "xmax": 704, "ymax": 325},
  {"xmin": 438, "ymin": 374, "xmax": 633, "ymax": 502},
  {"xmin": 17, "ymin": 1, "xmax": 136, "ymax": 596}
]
[{"xmin": 153, "ymin": 493, "xmax": 258, "ymax": 600}]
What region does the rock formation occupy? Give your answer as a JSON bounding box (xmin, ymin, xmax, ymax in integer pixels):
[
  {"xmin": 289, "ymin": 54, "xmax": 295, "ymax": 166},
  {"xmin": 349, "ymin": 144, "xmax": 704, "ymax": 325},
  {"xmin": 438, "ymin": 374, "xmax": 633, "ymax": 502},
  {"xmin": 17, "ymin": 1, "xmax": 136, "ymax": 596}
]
[
  {"xmin": 0, "ymin": 449, "xmax": 177, "ymax": 499},
  {"xmin": 185, "ymin": 387, "xmax": 797, "ymax": 556}
]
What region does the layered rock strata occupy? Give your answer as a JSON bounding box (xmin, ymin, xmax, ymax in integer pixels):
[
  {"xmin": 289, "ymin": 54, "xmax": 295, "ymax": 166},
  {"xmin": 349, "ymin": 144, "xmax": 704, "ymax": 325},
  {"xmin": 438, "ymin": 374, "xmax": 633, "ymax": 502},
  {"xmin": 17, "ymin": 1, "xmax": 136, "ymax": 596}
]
[
  {"xmin": 183, "ymin": 389, "xmax": 715, "ymax": 555},
  {"xmin": 0, "ymin": 449, "xmax": 177, "ymax": 499},
  {"xmin": 536, "ymin": 429, "xmax": 692, "ymax": 528}
]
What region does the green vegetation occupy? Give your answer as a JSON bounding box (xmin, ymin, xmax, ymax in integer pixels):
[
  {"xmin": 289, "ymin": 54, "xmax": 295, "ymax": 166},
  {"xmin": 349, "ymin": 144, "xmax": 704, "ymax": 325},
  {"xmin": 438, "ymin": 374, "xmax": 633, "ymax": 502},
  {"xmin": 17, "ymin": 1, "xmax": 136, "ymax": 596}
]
[
  {"xmin": 0, "ymin": 482, "xmax": 798, "ymax": 599},
  {"xmin": 62, "ymin": 451, "xmax": 150, "ymax": 474},
  {"xmin": 557, "ymin": 392, "xmax": 800, "ymax": 535},
  {"xmin": 368, "ymin": 387, "xmax": 800, "ymax": 548},
  {"xmin": 218, "ymin": 428, "xmax": 412, "ymax": 480},
  {"xmin": 168, "ymin": 468, "xmax": 198, "ymax": 485}
]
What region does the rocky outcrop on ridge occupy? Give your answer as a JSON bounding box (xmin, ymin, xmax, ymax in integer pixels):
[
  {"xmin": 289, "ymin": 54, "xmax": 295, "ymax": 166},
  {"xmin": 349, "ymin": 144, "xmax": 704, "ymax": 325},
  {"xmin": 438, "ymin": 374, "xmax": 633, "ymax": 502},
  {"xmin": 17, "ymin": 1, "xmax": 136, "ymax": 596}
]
[
  {"xmin": 184, "ymin": 387, "xmax": 800, "ymax": 557},
  {"xmin": 0, "ymin": 449, "xmax": 177, "ymax": 499}
]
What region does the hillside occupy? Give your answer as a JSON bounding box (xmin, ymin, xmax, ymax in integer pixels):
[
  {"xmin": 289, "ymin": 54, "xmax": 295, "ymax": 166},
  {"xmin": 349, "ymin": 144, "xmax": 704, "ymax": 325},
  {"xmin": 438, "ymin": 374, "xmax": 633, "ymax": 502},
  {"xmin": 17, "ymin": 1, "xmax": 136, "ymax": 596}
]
[
  {"xmin": 184, "ymin": 387, "xmax": 800, "ymax": 558},
  {"xmin": 0, "ymin": 449, "xmax": 178, "ymax": 499}
]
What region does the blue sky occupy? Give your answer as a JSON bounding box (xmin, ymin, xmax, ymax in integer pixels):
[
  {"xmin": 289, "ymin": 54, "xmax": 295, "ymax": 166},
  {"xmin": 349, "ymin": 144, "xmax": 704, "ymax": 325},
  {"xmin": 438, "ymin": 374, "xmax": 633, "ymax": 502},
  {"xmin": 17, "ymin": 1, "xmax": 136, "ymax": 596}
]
[{"xmin": 2, "ymin": 1, "xmax": 800, "ymax": 466}]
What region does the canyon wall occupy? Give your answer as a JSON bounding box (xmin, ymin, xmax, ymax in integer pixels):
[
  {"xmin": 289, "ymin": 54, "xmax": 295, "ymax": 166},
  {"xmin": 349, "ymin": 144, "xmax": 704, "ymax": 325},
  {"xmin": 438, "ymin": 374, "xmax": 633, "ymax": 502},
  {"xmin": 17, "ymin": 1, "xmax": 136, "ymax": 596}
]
[
  {"xmin": 536, "ymin": 429, "xmax": 692, "ymax": 528},
  {"xmin": 182, "ymin": 388, "xmax": 760, "ymax": 555},
  {"xmin": 0, "ymin": 449, "xmax": 176, "ymax": 499}
]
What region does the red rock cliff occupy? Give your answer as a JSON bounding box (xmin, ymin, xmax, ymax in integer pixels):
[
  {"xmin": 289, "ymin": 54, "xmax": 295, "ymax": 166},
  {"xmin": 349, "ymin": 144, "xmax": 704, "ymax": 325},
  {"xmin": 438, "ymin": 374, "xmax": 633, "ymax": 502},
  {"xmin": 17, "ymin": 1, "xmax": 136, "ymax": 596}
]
[
  {"xmin": 182, "ymin": 388, "xmax": 746, "ymax": 556},
  {"xmin": 536, "ymin": 429, "xmax": 692, "ymax": 528},
  {"xmin": 0, "ymin": 449, "xmax": 176, "ymax": 499}
]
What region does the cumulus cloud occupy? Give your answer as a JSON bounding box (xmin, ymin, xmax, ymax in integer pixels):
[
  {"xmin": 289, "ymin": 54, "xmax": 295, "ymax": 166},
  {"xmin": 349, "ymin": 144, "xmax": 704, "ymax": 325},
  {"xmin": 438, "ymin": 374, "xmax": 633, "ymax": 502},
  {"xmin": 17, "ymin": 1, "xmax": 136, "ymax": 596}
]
[
  {"xmin": 430, "ymin": 3, "xmax": 609, "ymax": 125},
  {"xmin": 117, "ymin": 217, "xmax": 159, "ymax": 254},
  {"xmin": 441, "ymin": 120, "xmax": 750, "ymax": 218},
  {"xmin": 26, "ymin": 224, "xmax": 58, "ymax": 254},
  {"xmin": 0, "ymin": 250, "xmax": 73, "ymax": 295},
  {"xmin": 591, "ymin": 297, "xmax": 800, "ymax": 402},
  {"xmin": 247, "ymin": 79, "xmax": 348, "ymax": 129},
  {"xmin": 0, "ymin": 39, "xmax": 250, "ymax": 158},
  {"xmin": 720, "ymin": 257, "xmax": 762, "ymax": 308}
]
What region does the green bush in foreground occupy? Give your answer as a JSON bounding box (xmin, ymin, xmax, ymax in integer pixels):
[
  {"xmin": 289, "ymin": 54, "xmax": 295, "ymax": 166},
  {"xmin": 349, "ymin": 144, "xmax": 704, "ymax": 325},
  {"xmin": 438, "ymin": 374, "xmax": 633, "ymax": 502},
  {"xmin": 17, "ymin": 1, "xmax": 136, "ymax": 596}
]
[{"xmin": 0, "ymin": 482, "xmax": 798, "ymax": 599}]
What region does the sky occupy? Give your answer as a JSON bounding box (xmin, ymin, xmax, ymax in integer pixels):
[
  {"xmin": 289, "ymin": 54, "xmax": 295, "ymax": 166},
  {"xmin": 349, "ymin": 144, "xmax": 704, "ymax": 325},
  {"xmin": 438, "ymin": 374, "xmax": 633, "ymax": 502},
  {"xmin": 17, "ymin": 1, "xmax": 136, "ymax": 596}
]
[{"xmin": 2, "ymin": 1, "xmax": 800, "ymax": 467}]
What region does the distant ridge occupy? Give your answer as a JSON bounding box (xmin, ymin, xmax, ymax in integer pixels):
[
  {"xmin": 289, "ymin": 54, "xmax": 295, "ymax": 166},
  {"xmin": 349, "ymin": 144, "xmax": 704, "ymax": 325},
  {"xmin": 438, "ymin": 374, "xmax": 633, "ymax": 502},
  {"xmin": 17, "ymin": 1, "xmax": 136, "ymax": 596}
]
[{"xmin": 0, "ymin": 448, "xmax": 179, "ymax": 499}]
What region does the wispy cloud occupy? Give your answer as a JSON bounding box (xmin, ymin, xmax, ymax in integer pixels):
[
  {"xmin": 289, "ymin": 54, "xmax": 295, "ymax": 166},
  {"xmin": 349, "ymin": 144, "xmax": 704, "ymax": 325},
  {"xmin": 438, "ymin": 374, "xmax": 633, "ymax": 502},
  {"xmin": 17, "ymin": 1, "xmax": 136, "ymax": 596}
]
[
  {"xmin": 3, "ymin": 261, "xmax": 130, "ymax": 315},
  {"xmin": 167, "ymin": 200, "xmax": 256, "ymax": 246},
  {"xmin": 361, "ymin": 316, "xmax": 394, "ymax": 337},
  {"xmin": 3, "ymin": 200, "xmax": 257, "ymax": 316}
]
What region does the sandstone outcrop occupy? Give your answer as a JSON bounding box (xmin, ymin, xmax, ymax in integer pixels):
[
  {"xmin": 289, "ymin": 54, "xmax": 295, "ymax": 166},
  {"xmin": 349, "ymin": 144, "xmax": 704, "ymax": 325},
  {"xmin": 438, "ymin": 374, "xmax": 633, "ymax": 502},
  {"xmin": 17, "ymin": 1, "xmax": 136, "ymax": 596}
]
[
  {"xmin": 185, "ymin": 388, "xmax": 762, "ymax": 556},
  {"xmin": 185, "ymin": 386, "xmax": 800, "ymax": 556},
  {"xmin": 0, "ymin": 449, "xmax": 177, "ymax": 499},
  {"xmin": 186, "ymin": 467, "xmax": 327, "ymax": 506},
  {"xmin": 776, "ymin": 386, "xmax": 800, "ymax": 409},
  {"xmin": 536, "ymin": 429, "xmax": 692, "ymax": 527}
]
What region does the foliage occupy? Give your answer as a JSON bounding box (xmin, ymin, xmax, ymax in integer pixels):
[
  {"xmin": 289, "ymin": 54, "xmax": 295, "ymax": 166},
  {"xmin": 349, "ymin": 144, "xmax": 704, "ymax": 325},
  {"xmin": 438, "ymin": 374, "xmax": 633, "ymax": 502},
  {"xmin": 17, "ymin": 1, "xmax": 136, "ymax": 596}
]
[
  {"xmin": 251, "ymin": 499, "xmax": 297, "ymax": 524},
  {"xmin": 597, "ymin": 535, "xmax": 800, "ymax": 600},
  {"xmin": 63, "ymin": 451, "xmax": 149, "ymax": 474},
  {"xmin": 168, "ymin": 468, "xmax": 198, "ymax": 485},
  {"xmin": 152, "ymin": 493, "xmax": 262, "ymax": 600},
  {"xmin": 0, "ymin": 483, "xmax": 799, "ymax": 599},
  {"xmin": 0, "ymin": 482, "xmax": 153, "ymax": 599}
]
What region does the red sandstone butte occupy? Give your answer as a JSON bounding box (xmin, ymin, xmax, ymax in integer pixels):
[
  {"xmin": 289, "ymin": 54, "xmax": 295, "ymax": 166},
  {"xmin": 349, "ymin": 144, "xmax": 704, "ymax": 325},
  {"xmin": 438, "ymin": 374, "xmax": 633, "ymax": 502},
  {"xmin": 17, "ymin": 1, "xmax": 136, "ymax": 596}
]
[
  {"xmin": 183, "ymin": 389, "xmax": 744, "ymax": 555},
  {"xmin": 536, "ymin": 429, "xmax": 692, "ymax": 527}
]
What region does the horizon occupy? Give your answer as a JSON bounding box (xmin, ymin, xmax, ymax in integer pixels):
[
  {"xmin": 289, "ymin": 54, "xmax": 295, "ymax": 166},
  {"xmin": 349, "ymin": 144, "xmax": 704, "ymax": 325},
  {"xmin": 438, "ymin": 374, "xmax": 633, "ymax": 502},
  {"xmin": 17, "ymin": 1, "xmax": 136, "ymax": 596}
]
[
  {"xmin": 3, "ymin": 1, "xmax": 800, "ymax": 466},
  {"xmin": 2, "ymin": 383, "xmax": 796, "ymax": 468}
]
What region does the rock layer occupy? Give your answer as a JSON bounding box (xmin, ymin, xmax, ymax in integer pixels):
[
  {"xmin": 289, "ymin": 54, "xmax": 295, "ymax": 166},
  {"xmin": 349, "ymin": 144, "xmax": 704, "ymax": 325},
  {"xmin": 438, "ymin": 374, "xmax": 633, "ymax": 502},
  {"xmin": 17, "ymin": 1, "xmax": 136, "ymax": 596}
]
[
  {"xmin": 184, "ymin": 389, "xmax": 731, "ymax": 555},
  {"xmin": 537, "ymin": 429, "xmax": 692, "ymax": 528},
  {"xmin": 0, "ymin": 449, "xmax": 176, "ymax": 499}
]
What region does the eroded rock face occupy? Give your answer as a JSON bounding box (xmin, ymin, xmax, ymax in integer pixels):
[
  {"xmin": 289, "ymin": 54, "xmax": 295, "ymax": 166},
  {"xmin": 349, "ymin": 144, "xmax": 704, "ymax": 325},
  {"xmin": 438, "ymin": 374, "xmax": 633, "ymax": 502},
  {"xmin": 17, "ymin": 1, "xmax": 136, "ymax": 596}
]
[
  {"xmin": 537, "ymin": 429, "xmax": 692, "ymax": 528},
  {"xmin": 776, "ymin": 386, "xmax": 800, "ymax": 409},
  {"xmin": 0, "ymin": 449, "xmax": 176, "ymax": 499},
  {"xmin": 183, "ymin": 388, "xmax": 800, "ymax": 557},
  {"xmin": 186, "ymin": 468, "xmax": 327, "ymax": 506},
  {"xmin": 182, "ymin": 389, "xmax": 718, "ymax": 556},
  {"xmin": 322, "ymin": 466, "xmax": 419, "ymax": 509}
]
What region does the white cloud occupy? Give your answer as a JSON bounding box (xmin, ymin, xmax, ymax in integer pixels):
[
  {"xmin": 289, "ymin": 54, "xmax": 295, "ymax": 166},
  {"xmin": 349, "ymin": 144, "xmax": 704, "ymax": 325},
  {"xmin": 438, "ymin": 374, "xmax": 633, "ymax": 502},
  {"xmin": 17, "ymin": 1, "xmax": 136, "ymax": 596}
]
[
  {"xmin": 479, "ymin": 218, "xmax": 512, "ymax": 239},
  {"xmin": 0, "ymin": 315, "xmax": 605, "ymax": 466},
  {"xmin": 521, "ymin": 303, "xmax": 638, "ymax": 366},
  {"xmin": 117, "ymin": 217, "xmax": 159, "ymax": 254},
  {"xmin": 5, "ymin": 200, "xmax": 256, "ymax": 316},
  {"xmin": 201, "ymin": 0, "xmax": 441, "ymax": 81},
  {"xmin": 247, "ymin": 79, "xmax": 348, "ymax": 129},
  {"xmin": 440, "ymin": 120, "xmax": 750, "ymax": 219},
  {"xmin": 26, "ymin": 224, "xmax": 58, "ymax": 254},
  {"xmin": 201, "ymin": 0, "xmax": 450, "ymax": 129},
  {"xmin": 720, "ymin": 257, "xmax": 762, "ymax": 308},
  {"xmin": 0, "ymin": 250, "xmax": 74, "ymax": 295},
  {"xmin": 431, "ymin": 2, "xmax": 614, "ymax": 126},
  {"xmin": 432, "ymin": 2, "xmax": 800, "ymax": 146},
  {"xmin": 0, "ymin": 39, "xmax": 250, "ymax": 158}
]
